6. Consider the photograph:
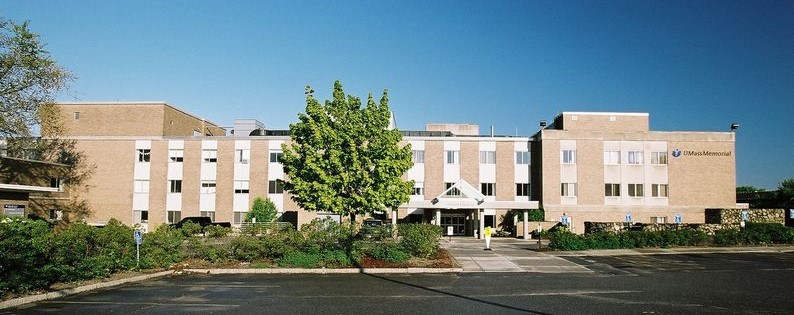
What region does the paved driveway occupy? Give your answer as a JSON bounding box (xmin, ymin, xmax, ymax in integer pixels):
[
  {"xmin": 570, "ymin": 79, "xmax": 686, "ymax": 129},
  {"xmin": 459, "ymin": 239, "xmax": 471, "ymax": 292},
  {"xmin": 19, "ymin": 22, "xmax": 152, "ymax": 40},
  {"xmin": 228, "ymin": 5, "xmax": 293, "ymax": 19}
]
[{"xmin": 441, "ymin": 237, "xmax": 591, "ymax": 273}]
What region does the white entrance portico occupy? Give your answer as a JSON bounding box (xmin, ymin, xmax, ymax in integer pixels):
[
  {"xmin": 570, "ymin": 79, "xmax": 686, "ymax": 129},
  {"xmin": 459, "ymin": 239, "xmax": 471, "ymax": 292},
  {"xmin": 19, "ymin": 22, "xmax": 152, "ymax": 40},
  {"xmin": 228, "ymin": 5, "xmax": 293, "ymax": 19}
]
[{"xmin": 402, "ymin": 180, "xmax": 539, "ymax": 239}]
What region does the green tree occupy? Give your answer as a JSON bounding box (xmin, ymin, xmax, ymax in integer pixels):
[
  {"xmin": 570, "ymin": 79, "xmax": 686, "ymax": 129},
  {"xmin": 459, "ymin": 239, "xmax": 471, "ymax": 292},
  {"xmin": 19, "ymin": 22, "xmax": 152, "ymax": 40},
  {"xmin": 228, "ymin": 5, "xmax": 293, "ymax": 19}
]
[
  {"xmin": 245, "ymin": 196, "xmax": 278, "ymax": 223},
  {"xmin": 779, "ymin": 178, "xmax": 794, "ymax": 208},
  {"xmin": 281, "ymin": 81, "xmax": 413, "ymax": 220},
  {"xmin": 0, "ymin": 18, "xmax": 93, "ymax": 225},
  {"xmin": 736, "ymin": 186, "xmax": 765, "ymax": 193}
]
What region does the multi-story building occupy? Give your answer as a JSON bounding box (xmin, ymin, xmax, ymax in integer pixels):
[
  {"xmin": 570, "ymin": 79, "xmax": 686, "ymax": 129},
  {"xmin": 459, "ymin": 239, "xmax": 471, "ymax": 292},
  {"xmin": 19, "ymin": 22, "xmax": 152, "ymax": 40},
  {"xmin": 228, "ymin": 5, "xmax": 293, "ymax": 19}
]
[
  {"xmin": 531, "ymin": 112, "xmax": 736, "ymax": 233},
  {"xmin": 47, "ymin": 102, "xmax": 736, "ymax": 236}
]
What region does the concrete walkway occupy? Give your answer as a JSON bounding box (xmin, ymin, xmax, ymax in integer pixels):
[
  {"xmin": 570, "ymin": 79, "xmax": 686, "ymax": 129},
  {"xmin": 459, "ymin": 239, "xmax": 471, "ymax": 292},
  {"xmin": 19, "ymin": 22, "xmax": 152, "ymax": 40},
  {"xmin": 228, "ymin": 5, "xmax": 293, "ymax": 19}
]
[{"xmin": 441, "ymin": 237, "xmax": 592, "ymax": 273}]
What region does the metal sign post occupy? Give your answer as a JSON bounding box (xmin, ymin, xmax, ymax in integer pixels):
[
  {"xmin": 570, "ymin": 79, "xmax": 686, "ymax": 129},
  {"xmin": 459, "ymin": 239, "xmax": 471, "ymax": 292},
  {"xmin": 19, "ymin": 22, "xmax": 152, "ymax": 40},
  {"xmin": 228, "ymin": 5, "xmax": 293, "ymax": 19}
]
[{"xmin": 134, "ymin": 230, "xmax": 143, "ymax": 268}]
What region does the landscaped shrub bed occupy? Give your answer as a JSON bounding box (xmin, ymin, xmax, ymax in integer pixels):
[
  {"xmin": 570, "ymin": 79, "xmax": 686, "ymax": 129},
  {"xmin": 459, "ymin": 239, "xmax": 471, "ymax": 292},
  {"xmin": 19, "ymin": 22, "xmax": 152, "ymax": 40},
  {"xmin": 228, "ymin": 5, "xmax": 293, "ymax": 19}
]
[
  {"xmin": 0, "ymin": 216, "xmax": 445, "ymax": 298},
  {"xmin": 549, "ymin": 223, "xmax": 794, "ymax": 250}
]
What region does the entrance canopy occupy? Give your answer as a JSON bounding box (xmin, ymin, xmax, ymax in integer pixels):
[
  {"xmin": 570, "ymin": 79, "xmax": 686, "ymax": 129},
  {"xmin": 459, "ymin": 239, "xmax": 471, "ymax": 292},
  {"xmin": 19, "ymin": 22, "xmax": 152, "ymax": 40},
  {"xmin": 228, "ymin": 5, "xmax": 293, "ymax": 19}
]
[{"xmin": 403, "ymin": 180, "xmax": 539, "ymax": 209}]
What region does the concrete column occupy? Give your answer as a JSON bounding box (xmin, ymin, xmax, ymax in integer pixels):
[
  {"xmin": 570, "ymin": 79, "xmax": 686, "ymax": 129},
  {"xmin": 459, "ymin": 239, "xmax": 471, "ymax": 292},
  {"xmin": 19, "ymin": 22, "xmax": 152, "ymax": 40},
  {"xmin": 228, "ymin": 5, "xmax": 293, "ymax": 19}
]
[
  {"xmin": 523, "ymin": 209, "xmax": 529, "ymax": 240},
  {"xmin": 391, "ymin": 209, "xmax": 397, "ymax": 226},
  {"xmin": 435, "ymin": 209, "xmax": 441, "ymax": 226},
  {"xmin": 478, "ymin": 209, "xmax": 485, "ymax": 239}
]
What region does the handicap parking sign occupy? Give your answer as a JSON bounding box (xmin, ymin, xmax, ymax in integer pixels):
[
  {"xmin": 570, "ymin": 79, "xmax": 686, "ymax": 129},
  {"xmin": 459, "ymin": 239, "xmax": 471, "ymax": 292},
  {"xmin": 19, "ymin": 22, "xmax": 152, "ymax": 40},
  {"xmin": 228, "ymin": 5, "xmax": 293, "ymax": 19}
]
[
  {"xmin": 625, "ymin": 213, "xmax": 633, "ymax": 223},
  {"xmin": 741, "ymin": 210, "xmax": 749, "ymax": 221},
  {"xmin": 134, "ymin": 230, "xmax": 143, "ymax": 245},
  {"xmin": 674, "ymin": 214, "xmax": 682, "ymax": 224},
  {"xmin": 561, "ymin": 215, "xmax": 570, "ymax": 225}
]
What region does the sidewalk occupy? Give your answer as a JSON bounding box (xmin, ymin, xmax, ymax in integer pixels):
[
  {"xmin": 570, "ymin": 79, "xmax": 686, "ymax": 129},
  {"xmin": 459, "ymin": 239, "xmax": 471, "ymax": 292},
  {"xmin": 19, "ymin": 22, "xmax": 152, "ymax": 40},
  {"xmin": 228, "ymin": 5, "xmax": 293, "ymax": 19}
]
[
  {"xmin": 441, "ymin": 237, "xmax": 794, "ymax": 273},
  {"xmin": 440, "ymin": 237, "xmax": 591, "ymax": 273}
]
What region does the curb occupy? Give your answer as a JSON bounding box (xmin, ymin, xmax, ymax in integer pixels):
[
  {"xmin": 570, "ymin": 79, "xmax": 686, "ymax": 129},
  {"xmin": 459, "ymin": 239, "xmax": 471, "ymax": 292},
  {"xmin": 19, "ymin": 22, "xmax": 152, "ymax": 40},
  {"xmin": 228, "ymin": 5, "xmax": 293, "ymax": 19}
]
[
  {"xmin": 548, "ymin": 246, "xmax": 794, "ymax": 257},
  {"xmin": 0, "ymin": 270, "xmax": 173, "ymax": 310},
  {"xmin": 183, "ymin": 268, "xmax": 464, "ymax": 274}
]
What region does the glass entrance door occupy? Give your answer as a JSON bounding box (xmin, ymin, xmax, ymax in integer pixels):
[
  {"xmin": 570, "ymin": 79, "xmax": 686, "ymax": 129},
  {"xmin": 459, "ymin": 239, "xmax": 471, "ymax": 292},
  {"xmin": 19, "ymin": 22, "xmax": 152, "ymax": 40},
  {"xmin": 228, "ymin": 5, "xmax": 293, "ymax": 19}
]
[{"xmin": 441, "ymin": 214, "xmax": 466, "ymax": 236}]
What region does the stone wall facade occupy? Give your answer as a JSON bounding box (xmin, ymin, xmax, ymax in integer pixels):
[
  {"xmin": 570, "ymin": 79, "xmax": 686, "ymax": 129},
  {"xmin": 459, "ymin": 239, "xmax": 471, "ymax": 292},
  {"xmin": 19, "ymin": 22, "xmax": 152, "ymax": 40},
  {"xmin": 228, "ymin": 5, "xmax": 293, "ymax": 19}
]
[{"xmin": 705, "ymin": 208, "xmax": 784, "ymax": 225}]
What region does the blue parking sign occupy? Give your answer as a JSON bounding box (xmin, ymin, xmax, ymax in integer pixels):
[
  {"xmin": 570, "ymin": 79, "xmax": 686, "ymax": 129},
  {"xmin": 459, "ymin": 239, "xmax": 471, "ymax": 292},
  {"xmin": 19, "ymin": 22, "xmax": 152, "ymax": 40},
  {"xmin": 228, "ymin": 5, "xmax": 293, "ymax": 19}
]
[
  {"xmin": 561, "ymin": 215, "xmax": 570, "ymax": 225},
  {"xmin": 134, "ymin": 230, "xmax": 143, "ymax": 245},
  {"xmin": 625, "ymin": 213, "xmax": 633, "ymax": 223},
  {"xmin": 674, "ymin": 214, "xmax": 682, "ymax": 224},
  {"xmin": 741, "ymin": 210, "xmax": 749, "ymax": 221}
]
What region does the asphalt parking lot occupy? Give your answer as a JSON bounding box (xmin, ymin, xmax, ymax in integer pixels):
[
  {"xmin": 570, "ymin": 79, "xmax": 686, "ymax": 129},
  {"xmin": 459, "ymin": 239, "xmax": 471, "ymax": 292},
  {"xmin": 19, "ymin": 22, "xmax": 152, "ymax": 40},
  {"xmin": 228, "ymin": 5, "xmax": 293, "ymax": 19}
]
[{"xmin": 5, "ymin": 252, "xmax": 794, "ymax": 315}]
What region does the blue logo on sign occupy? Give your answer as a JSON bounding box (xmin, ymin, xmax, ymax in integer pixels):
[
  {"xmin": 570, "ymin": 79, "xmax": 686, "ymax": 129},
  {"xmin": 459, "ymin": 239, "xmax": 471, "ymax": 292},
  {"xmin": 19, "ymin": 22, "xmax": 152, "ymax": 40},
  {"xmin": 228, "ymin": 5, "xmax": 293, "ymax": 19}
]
[{"xmin": 672, "ymin": 149, "xmax": 682, "ymax": 158}]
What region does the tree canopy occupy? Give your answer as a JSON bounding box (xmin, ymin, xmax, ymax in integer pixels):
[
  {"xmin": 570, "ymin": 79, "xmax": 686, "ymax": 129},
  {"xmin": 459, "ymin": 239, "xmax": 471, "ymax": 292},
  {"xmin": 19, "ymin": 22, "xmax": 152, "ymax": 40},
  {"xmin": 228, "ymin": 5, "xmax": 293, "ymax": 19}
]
[
  {"xmin": 779, "ymin": 178, "xmax": 794, "ymax": 209},
  {"xmin": 245, "ymin": 196, "xmax": 278, "ymax": 223},
  {"xmin": 736, "ymin": 186, "xmax": 765, "ymax": 194},
  {"xmin": 280, "ymin": 81, "xmax": 413, "ymax": 220},
  {"xmin": 0, "ymin": 17, "xmax": 92, "ymax": 225}
]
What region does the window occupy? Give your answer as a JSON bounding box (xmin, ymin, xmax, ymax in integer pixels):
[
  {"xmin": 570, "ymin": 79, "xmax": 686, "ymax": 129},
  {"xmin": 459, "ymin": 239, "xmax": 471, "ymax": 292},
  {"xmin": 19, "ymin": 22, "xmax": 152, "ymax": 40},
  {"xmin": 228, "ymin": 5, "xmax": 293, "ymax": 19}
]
[
  {"xmin": 605, "ymin": 183, "xmax": 620, "ymax": 197},
  {"xmin": 169, "ymin": 180, "xmax": 182, "ymax": 193},
  {"xmin": 628, "ymin": 151, "xmax": 644, "ymax": 165},
  {"xmin": 412, "ymin": 182, "xmax": 424, "ymax": 196},
  {"xmin": 234, "ymin": 180, "xmax": 250, "ymax": 194},
  {"xmin": 628, "ymin": 183, "xmax": 644, "ymax": 197},
  {"xmin": 199, "ymin": 211, "xmax": 215, "ymax": 221},
  {"xmin": 445, "ymin": 150, "xmax": 460, "ymax": 164},
  {"xmin": 479, "ymin": 151, "xmax": 496, "ymax": 164},
  {"xmin": 481, "ymin": 183, "xmax": 495, "ymax": 196},
  {"xmin": 515, "ymin": 151, "xmax": 530, "ymax": 165},
  {"xmin": 202, "ymin": 149, "xmax": 217, "ymax": 163},
  {"xmin": 134, "ymin": 180, "xmax": 149, "ymax": 194},
  {"xmin": 269, "ymin": 150, "xmax": 283, "ymax": 163},
  {"xmin": 651, "ymin": 216, "xmax": 667, "ymax": 224},
  {"xmin": 444, "ymin": 182, "xmax": 460, "ymax": 196},
  {"xmin": 651, "ymin": 151, "xmax": 668, "ymax": 165},
  {"xmin": 169, "ymin": 149, "xmax": 184, "ymax": 162},
  {"xmin": 137, "ymin": 149, "xmax": 151, "ymax": 162},
  {"xmin": 50, "ymin": 178, "xmax": 61, "ymax": 189},
  {"xmin": 652, "ymin": 184, "xmax": 669, "ymax": 197},
  {"xmin": 516, "ymin": 183, "xmax": 530, "ymax": 197},
  {"xmin": 561, "ymin": 150, "xmax": 576, "ymax": 164},
  {"xmin": 235, "ymin": 149, "xmax": 250, "ymax": 164},
  {"xmin": 200, "ymin": 181, "xmax": 216, "ymax": 194},
  {"xmin": 234, "ymin": 212, "xmax": 247, "ymax": 225},
  {"xmin": 167, "ymin": 210, "xmax": 181, "ymax": 224},
  {"xmin": 134, "ymin": 210, "xmax": 148, "ymax": 223},
  {"xmin": 412, "ymin": 150, "xmax": 425, "ymax": 164},
  {"xmin": 604, "ymin": 151, "xmax": 620, "ymax": 165},
  {"xmin": 269, "ymin": 180, "xmax": 284, "ymax": 194},
  {"xmin": 561, "ymin": 183, "xmax": 577, "ymax": 197},
  {"xmin": 74, "ymin": 111, "xmax": 80, "ymax": 120}
]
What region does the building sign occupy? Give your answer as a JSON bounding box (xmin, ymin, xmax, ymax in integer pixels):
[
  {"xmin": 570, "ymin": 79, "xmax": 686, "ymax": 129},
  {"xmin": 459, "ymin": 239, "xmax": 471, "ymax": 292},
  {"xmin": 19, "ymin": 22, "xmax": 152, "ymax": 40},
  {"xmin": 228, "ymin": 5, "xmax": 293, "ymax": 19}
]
[
  {"xmin": 3, "ymin": 204, "xmax": 25, "ymax": 217},
  {"xmin": 671, "ymin": 149, "xmax": 732, "ymax": 158}
]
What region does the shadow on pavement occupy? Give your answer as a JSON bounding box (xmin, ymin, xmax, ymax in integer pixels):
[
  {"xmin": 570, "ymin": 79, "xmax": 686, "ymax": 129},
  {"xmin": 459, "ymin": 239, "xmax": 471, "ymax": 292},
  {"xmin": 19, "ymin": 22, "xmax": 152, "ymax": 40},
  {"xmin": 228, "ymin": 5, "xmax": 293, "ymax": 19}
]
[{"xmin": 362, "ymin": 273, "xmax": 553, "ymax": 315}]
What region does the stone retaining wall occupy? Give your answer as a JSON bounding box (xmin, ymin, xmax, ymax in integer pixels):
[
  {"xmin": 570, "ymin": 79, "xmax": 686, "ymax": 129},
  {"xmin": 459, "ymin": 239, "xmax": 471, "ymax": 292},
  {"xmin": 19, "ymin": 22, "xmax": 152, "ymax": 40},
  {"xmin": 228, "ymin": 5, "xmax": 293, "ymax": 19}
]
[
  {"xmin": 585, "ymin": 208, "xmax": 785, "ymax": 235},
  {"xmin": 705, "ymin": 208, "xmax": 784, "ymax": 225}
]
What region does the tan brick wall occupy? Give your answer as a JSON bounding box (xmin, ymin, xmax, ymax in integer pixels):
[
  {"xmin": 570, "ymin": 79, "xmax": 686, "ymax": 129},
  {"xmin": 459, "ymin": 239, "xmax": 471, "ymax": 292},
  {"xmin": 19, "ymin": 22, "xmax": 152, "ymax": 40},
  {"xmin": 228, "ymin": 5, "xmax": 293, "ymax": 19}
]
[
  {"xmin": 424, "ymin": 141, "xmax": 444, "ymax": 198},
  {"xmin": 560, "ymin": 113, "xmax": 648, "ymax": 132},
  {"xmin": 162, "ymin": 105, "xmax": 225, "ymax": 137},
  {"xmin": 495, "ymin": 142, "xmax": 514, "ymax": 200},
  {"xmin": 147, "ymin": 141, "xmax": 168, "ymax": 226},
  {"xmin": 57, "ymin": 103, "xmax": 225, "ymax": 137},
  {"xmin": 58, "ymin": 104, "xmax": 165, "ymax": 137},
  {"xmin": 540, "ymin": 138, "xmax": 561, "ymax": 205},
  {"xmin": 75, "ymin": 139, "xmax": 135, "ymax": 224},
  {"xmin": 249, "ymin": 140, "xmax": 268, "ymax": 203},
  {"xmin": 668, "ymin": 140, "xmax": 736, "ymax": 208},
  {"xmin": 577, "ymin": 140, "xmax": 604, "ymax": 205},
  {"xmin": 460, "ymin": 141, "xmax": 479, "ymax": 186},
  {"xmin": 181, "ymin": 140, "xmax": 201, "ymax": 217},
  {"xmin": 214, "ymin": 140, "xmax": 235, "ymax": 222}
]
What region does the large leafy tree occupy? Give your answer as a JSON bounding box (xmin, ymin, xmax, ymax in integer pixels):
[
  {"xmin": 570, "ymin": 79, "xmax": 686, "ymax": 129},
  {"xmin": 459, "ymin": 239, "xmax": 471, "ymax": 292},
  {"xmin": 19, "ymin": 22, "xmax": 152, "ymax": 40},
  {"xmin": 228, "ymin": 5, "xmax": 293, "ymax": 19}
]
[
  {"xmin": 0, "ymin": 18, "xmax": 93, "ymax": 225},
  {"xmin": 245, "ymin": 196, "xmax": 278, "ymax": 223},
  {"xmin": 281, "ymin": 81, "xmax": 413, "ymax": 220}
]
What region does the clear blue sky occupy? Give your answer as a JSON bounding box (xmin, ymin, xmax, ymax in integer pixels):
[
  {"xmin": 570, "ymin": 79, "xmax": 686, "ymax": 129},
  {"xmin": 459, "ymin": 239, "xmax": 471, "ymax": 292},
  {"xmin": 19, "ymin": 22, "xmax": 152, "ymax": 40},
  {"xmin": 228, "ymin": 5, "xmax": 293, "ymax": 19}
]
[{"xmin": 3, "ymin": 0, "xmax": 793, "ymax": 190}]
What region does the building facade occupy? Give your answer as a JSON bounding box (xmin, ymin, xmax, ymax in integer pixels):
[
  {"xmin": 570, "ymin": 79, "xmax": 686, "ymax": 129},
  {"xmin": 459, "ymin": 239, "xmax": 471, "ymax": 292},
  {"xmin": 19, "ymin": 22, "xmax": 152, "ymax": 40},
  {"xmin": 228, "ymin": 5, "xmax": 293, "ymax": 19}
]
[
  {"xmin": 531, "ymin": 112, "xmax": 736, "ymax": 233},
  {"xmin": 50, "ymin": 103, "xmax": 736, "ymax": 235}
]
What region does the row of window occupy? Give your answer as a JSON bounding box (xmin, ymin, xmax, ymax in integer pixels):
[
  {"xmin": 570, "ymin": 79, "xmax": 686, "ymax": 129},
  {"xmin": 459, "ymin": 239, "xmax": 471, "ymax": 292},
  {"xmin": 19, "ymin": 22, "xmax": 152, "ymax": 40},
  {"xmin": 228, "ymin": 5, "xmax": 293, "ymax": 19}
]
[
  {"xmin": 561, "ymin": 150, "xmax": 669, "ymax": 165},
  {"xmin": 412, "ymin": 150, "xmax": 530, "ymax": 165},
  {"xmin": 411, "ymin": 182, "xmax": 531, "ymax": 197},
  {"xmin": 560, "ymin": 183, "xmax": 669, "ymax": 197},
  {"xmin": 137, "ymin": 209, "xmax": 270, "ymax": 225},
  {"xmin": 137, "ymin": 149, "xmax": 284, "ymax": 164},
  {"xmin": 134, "ymin": 179, "xmax": 285, "ymax": 194}
]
